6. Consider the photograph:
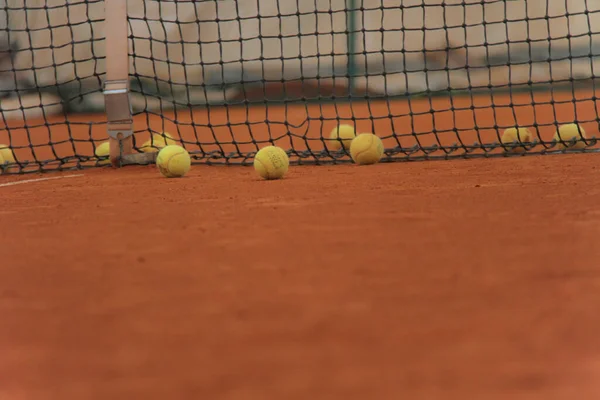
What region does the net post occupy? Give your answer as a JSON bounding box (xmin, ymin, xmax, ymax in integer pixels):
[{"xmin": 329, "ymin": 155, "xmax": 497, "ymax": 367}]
[
  {"xmin": 104, "ymin": 0, "xmax": 133, "ymax": 167},
  {"xmin": 346, "ymin": 0, "xmax": 358, "ymax": 95}
]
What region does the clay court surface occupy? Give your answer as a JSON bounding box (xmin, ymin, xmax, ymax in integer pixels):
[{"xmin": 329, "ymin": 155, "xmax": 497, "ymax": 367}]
[
  {"xmin": 2, "ymin": 90, "xmax": 600, "ymax": 398},
  {"xmin": 1, "ymin": 152, "xmax": 600, "ymax": 399}
]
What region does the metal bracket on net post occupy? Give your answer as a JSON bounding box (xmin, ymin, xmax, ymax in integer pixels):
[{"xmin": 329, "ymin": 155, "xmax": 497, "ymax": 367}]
[
  {"xmin": 104, "ymin": 79, "xmax": 133, "ymax": 166},
  {"xmin": 104, "ymin": 0, "xmax": 155, "ymax": 167}
]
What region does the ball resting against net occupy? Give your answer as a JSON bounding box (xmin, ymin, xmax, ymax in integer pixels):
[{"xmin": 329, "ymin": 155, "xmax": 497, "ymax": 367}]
[
  {"xmin": 253, "ymin": 146, "xmax": 289, "ymax": 180},
  {"xmin": 94, "ymin": 142, "xmax": 111, "ymax": 165},
  {"xmin": 327, "ymin": 124, "xmax": 356, "ymax": 151},
  {"xmin": 350, "ymin": 133, "xmax": 384, "ymax": 165},
  {"xmin": 0, "ymin": 144, "xmax": 15, "ymax": 164},
  {"xmin": 501, "ymin": 128, "xmax": 533, "ymax": 153},
  {"xmin": 553, "ymin": 124, "xmax": 587, "ymax": 150},
  {"xmin": 156, "ymin": 145, "xmax": 191, "ymax": 178},
  {"xmin": 140, "ymin": 133, "xmax": 177, "ymax": 153}
]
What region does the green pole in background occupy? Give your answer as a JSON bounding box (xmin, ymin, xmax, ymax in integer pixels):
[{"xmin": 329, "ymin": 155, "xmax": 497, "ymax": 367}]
[{"xmin": 346, "ymin": 0, "xmax": 357, "ymax": 96}]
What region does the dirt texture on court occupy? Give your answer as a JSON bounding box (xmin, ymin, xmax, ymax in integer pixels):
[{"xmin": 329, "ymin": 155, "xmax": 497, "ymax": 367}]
[{"xmin": 1, "ymin": 154, "xmax": 600, "ymax": 399}]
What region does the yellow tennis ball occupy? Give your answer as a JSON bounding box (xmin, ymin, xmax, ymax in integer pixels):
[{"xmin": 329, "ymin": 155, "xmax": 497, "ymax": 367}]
[
  {"xmin": 0, "ymin": 144, "xmax": 15, "ymax": 164},
  {"xmin": 327, "ymin": 124, "xmax": 356, "ymax": 150},
  {"xmin": 94, "ymin": 141, "xmax": 110, "ymax": 165},
  {"xmin": 140, "ymin": 132, "xmax": 176, "ymax": 153},
  {"xmin": 350, "ymin": 133, "xmax": 384, "ymax": 165},
  {"xmin": 253, "ymin": 146, "xmax": 289, "ymax": 180},
  {"xmin": 554, "ymin": 123, "xmax": 587, "ymax": 150},
  {"xmin": 156, "ymin": 145, "xmax": 191, "ymax": 178},
  {"xmin": 0, "ymin": 151, "xmax": 5, "ymax": 171},
  {"xmin": 501, "ymin": 127, "xmax": 532, "ymax": 153}
]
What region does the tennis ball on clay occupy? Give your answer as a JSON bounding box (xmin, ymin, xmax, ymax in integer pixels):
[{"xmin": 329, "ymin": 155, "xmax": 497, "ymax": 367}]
[
  {"xmin": 501, "ymin": 127, "xmax": 532, "ymax": 153},
  {"xmin": 0, "ymin": 144, "xmax": 15, "ymax": 164},
  {"xmin": 554, "ymin": 123, "xmax": 587, "ymax": 150},
  {"xmin": 156, "ymin": 145, "xmax": 191, "ymax": 178},
  {"xmin": 350, "ymin": 133, "xmax": 384, "ymax": 165},
  {"xmin": 140, "ymin": 132, "xmax": 176, "ymax": 153},
  {"xmin": 253, "ymin": 146, "xmax": 289, "ymax": 180},
  {"xmin": 0, "ymin": 151, "xmax": 5, "ymax": 170},
  {"xmin": 327, "ymin": 124, "xmax": 356, "ymax": 150},
  {"xmin": 94, "ymin": 141, "xmax": 111, "ymax": 165}
]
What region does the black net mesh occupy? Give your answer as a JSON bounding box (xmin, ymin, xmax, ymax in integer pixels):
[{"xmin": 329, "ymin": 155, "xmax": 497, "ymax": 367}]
[
  {"xmin": 1, "ymin": 0, "xmax": 599, "ymax": 174},
  {"xmin": 0, "ymin": 0, "xmax": 108, "ymax": 173}
]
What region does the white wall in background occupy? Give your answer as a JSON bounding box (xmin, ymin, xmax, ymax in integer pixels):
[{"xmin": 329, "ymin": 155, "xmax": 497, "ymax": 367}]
[{"xmin": 0, "ymin": 0, "xmax": 599, "ymax": 118}]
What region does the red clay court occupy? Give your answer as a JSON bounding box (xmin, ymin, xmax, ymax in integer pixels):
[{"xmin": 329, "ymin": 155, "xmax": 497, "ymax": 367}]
[{"xmin": 1, "ymin": 89, "xmax": 600, "ymax": 398}]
